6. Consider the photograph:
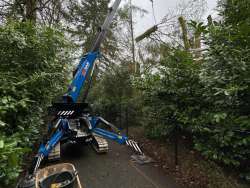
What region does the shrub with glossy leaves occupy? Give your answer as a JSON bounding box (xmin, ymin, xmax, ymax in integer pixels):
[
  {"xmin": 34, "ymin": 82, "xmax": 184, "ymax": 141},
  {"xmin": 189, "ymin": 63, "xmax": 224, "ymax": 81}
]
[
  {"xmin": 0, "ymin": 21, "xmax": 72, "ymax": 185},
  {"xmin": 136, "ymin": 49, "xmax": 203, "ymax": 138}
]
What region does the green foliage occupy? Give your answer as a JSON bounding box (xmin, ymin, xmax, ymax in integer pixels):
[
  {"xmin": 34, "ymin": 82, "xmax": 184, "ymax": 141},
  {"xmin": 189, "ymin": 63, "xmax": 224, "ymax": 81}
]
[
  {"xmin": 136, "ymin": 0, "xmax": 250, "ymax": 181},
  {"xmin": 63, "ymin": 0, "xmax": 118, "ymax": 56},
  {"xmin": 218, "ymin": 0, "xmax": 250, "ymax": 26},
  {"xmin": 88, "ymin": 64, "xmax": 142, "ymax": 128},
  {"xmin": 195, "ymin": 5, "xmax": 250, "ymax": 178},
  {"xmin": 136, "ymin": 49, "xmax": 203, "ymax": 138},
  {"xmin": 0, "ymin": 21, "xmax": 72, "ymax": 185},
  {"xmin": 0, "ymin": 134, "xmax": 30, "ymax": 185}
]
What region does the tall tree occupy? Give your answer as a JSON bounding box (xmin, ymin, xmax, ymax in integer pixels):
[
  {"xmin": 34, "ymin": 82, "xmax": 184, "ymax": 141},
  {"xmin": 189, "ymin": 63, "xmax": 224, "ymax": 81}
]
[
  {"xmin": 219, "ymin": 0, "xmax": 250, "ymax": 25},
  {"xmin": 62, "ymin": 0, "xmax": 117, "ymax": 53}
]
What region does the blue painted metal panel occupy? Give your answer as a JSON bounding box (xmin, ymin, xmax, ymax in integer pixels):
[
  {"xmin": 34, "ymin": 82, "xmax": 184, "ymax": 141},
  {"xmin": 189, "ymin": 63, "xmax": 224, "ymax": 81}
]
[
  {"xmin": 89, "ymin": 116, "xmax": 99, "ymax": 129},
  {"xmin": 38, "ymin": 119, "xmax": 69, "ymax": 157},
  {"xmin": 64, "ymin": 52, "xmax": 99, "ymax": 103},
  {"xmin": 38, "ymin": 130, "xmax": 64, "ymax": 157},
  {"xmin": 92, "ymin": 128, "xmax": 128, "ymax": 144}
]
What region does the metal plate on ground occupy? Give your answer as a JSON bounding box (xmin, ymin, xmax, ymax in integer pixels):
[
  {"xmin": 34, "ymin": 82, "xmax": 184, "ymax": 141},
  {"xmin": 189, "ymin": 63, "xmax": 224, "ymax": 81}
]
[{"xmin": 131, "ymin": 154, "xmax": 154, "ymax": 165}]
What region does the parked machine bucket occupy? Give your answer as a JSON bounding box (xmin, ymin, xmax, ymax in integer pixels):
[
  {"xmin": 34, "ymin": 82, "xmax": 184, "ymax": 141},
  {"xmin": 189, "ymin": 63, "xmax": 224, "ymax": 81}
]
[{"xmin": 17, "ymin": 163, "xmax": 82, "ymax": 188}]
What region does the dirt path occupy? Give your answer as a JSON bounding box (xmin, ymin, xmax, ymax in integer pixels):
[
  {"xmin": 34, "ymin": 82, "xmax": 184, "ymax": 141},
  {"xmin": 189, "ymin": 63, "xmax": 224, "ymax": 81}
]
[{"xmin": 60, "ymin": 141, "xmax": 181, "ymax": 188}]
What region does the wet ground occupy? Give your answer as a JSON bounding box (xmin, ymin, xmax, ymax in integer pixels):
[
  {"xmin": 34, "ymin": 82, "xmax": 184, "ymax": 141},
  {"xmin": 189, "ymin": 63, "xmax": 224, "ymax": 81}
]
[{"xmin": 60, "ymin": 141, "xmax": 181, "ymax": 188}]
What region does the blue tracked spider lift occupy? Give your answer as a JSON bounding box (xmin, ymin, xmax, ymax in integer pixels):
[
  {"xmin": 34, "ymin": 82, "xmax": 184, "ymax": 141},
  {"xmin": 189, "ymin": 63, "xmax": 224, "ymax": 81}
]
[{"xmin": 18, "ymin": 0, "xmax": 150, "ymax": 187}]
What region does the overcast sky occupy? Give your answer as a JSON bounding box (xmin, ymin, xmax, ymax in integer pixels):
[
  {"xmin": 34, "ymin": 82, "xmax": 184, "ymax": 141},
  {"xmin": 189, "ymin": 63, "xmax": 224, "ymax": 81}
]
[{"xmin": 129, "ymin": 0, "xmax": 218, "ymax": 36}]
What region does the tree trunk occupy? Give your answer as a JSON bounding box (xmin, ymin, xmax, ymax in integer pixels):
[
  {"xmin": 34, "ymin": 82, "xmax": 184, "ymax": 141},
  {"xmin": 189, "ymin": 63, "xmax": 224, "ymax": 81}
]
[
  {"xmin": 178, "ymin": 16, "xmax": 190, "ymax": 51},
  {"xmin": 25, "ymin": 0, "xmax": 37, "ymax": 22},
  {"xmin": 129, "ymin": 0, "xmax": 136, "ymax": 74},
  {"xmin": 194, "ymin": 32, "xmax": 202, "ymax": 59},
  {"xmin": 194, "ymin": 32, "xmax": 201, "ymax": 49}
]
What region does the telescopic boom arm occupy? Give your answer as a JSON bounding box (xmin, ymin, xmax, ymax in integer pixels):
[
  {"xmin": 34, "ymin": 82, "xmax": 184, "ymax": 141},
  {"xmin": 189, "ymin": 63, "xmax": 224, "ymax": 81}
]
[
  {"xmin": 63, "ymin": 0, "xmax": 122, "ymax": 103},
  {"xmin": 91, "ymin": 0, "xmax": 122, "ymax": 52}
]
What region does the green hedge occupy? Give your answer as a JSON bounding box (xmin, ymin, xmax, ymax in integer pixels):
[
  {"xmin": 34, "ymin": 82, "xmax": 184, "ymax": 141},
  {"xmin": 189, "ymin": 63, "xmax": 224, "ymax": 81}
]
[
  {"xmin": 0, "ymin": 21, "xmax": 72, "ymax": 185},
  {"xmin": 136, "ymin": 20, "xmax": 250, "ymax": 181}
]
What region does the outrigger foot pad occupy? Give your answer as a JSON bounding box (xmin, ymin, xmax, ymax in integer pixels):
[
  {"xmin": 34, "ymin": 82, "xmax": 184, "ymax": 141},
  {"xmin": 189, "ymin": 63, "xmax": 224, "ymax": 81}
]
[
  {"xmin": 131, "ymin": 154, "xmax": 154, "ymax": 165},
  {"xmin": 126, "ymin": 139, "xmax": 143, "ymax": 154},
  {"xmin": 16, "ymin": 175, "xmax": 35, "ymax": 188}
]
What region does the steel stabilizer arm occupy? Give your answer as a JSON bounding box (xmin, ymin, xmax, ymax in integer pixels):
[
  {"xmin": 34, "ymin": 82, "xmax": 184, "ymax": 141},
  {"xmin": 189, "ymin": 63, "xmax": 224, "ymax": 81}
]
[{"xmin": 91, "ymin": 116, "xmax": 143, "ymax": 154}]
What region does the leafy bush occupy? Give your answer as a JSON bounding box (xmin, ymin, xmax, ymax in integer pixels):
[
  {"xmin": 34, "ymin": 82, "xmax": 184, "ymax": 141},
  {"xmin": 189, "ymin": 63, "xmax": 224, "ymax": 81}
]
[
  {"xmin": 136, "ymin": 49, "xmax": 203, "ymax": 138},
  {"xmin": 0, "ymin": 21, "xmax": 72, "ymax": 185},
  {"xmin": 0, "ymin": 134, "xmax": 29, "ymax": 185},
  {"xmin": 88, "ymin": 64, "xmax": 142, "ymax": 128},
  {"xmin": 136, "ymin": 2, "xmax": 250, "ymax": 180},
  {"xmin": 195, "ymin": 11, "xmax": 250, "ymax": 179},
  {"xmin": 138, "ymin": 44, "xmax": 249, "ymax": 181}
]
